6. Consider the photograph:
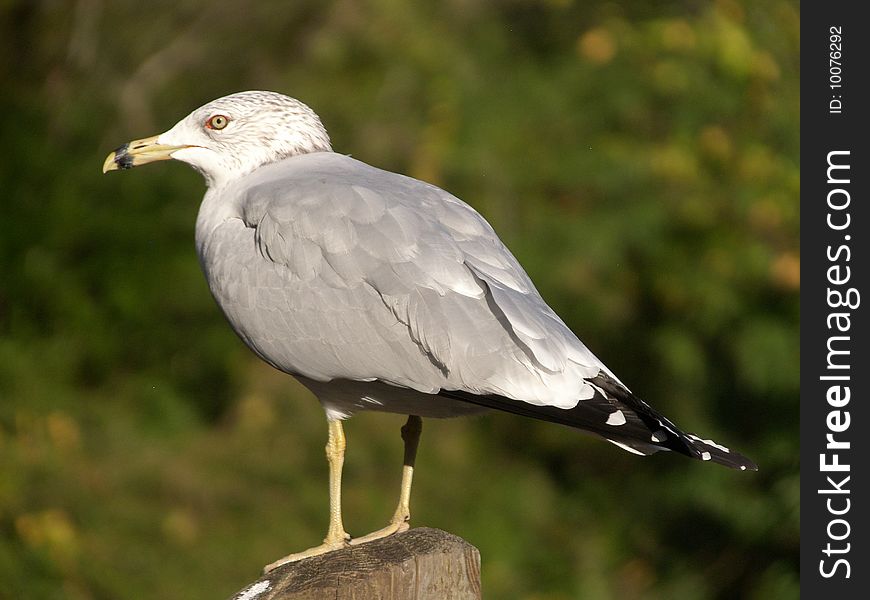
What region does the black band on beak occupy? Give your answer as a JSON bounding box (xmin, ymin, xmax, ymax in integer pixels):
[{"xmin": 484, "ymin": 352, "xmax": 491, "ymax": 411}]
[{"xmin": 112, "ymin": 143, "xmax": 134, "ymax": 170}]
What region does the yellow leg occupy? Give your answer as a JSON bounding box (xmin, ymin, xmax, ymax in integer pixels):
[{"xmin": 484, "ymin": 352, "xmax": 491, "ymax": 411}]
[
  {"xmin": 351, "ymin": 415, "xmax": 422, "ymax": 546},
  {"xmin": 263, "ymin": 418, "xmax": 350, "ymax": 573}
]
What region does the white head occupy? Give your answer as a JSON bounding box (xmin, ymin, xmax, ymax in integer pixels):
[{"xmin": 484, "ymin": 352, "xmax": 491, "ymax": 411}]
[{"xmin": 103, "ymin": 91, "xmax": 332, "ymax": 188}]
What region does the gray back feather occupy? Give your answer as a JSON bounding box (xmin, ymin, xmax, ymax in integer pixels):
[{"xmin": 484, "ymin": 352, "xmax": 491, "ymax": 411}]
[{"xmin": 197, "ymin": 152, "xmax": 616, "ymax": 408}]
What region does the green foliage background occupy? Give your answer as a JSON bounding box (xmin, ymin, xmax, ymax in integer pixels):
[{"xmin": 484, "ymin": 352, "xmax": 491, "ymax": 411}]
[{"xmin": 1, "ymin": 1, "xmax": 798, "ymax": 598}]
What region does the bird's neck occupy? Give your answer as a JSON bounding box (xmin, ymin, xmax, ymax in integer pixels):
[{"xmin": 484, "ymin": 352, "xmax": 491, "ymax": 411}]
[{"xmin": 194, "ymin": 185, "xmax": 243, "ymax": 260}]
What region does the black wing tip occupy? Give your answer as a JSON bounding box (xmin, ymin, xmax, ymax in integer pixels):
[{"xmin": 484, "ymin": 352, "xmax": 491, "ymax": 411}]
[
  {"xmin": 440, "ymin": 375, "xmax": 759, "ymax": 472},
  {"xmin": 681, "ymin": 434, "xmax": 758, "ymax": 471},
  {"xmin": 705, "ymin": 451, "xmax": 758, "ymax": 472},
  {"xmin": 586, "ymin": 373, "xmax": 758, "ymax": 472}
]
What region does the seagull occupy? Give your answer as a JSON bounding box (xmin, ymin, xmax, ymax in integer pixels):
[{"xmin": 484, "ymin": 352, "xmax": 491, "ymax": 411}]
[{"xmin": 103, "ymin": 90, "xmax": 756, "ymax": 572}]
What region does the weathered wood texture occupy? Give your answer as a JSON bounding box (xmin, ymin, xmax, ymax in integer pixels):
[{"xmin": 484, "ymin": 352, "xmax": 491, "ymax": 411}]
[{"xmin": 228, "ymin": 528, "xmax": 481, "ymax": 600}]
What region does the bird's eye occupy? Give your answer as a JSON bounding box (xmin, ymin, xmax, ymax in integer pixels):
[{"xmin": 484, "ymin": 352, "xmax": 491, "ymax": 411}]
[{"xmin": 205, "ymin": 115, "xmax": 230, "ymax": 130}]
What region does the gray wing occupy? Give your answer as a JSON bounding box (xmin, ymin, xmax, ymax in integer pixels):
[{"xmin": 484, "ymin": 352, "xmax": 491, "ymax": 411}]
[
  {"xmin": 196, "ymin": 152, "xmax": 758, "ymax": 471},
  {"xmin": 199, "ymin": 152, "xmax": 614, "ymax": 408}
]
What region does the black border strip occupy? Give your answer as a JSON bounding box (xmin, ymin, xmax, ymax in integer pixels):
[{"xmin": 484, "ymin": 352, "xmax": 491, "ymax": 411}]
[{"xmin": 801, "ymin": 3, "xmax": 869, "ymax": 596}]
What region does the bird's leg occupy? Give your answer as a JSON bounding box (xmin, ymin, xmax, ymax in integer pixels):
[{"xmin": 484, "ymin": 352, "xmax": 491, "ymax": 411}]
[
  {"xmin": 323, "ymin": 418, "xmax": 351, "ymax": 545},
  {"xmin": 392, "ymin": 415, "xmax": 423, "ymax": 525},
  {"xmin": 351, "ymin": 415, "xmax": 422, "ymax": 545},
  {"xmin": 263, "ymin": 418, "xmax": 350, "ymax": 572}
]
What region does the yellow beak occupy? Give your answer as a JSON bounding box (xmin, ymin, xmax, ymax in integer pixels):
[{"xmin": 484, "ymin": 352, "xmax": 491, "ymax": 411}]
[{"xmin": 102, "ymin": 135, "xmax": 191, "ymax": 173}]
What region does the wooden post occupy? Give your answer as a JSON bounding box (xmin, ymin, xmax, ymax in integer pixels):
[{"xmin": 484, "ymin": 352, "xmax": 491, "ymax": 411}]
[{"xmin": 228, "ymin": 528, "xmax": 482, "ymax": 600}]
